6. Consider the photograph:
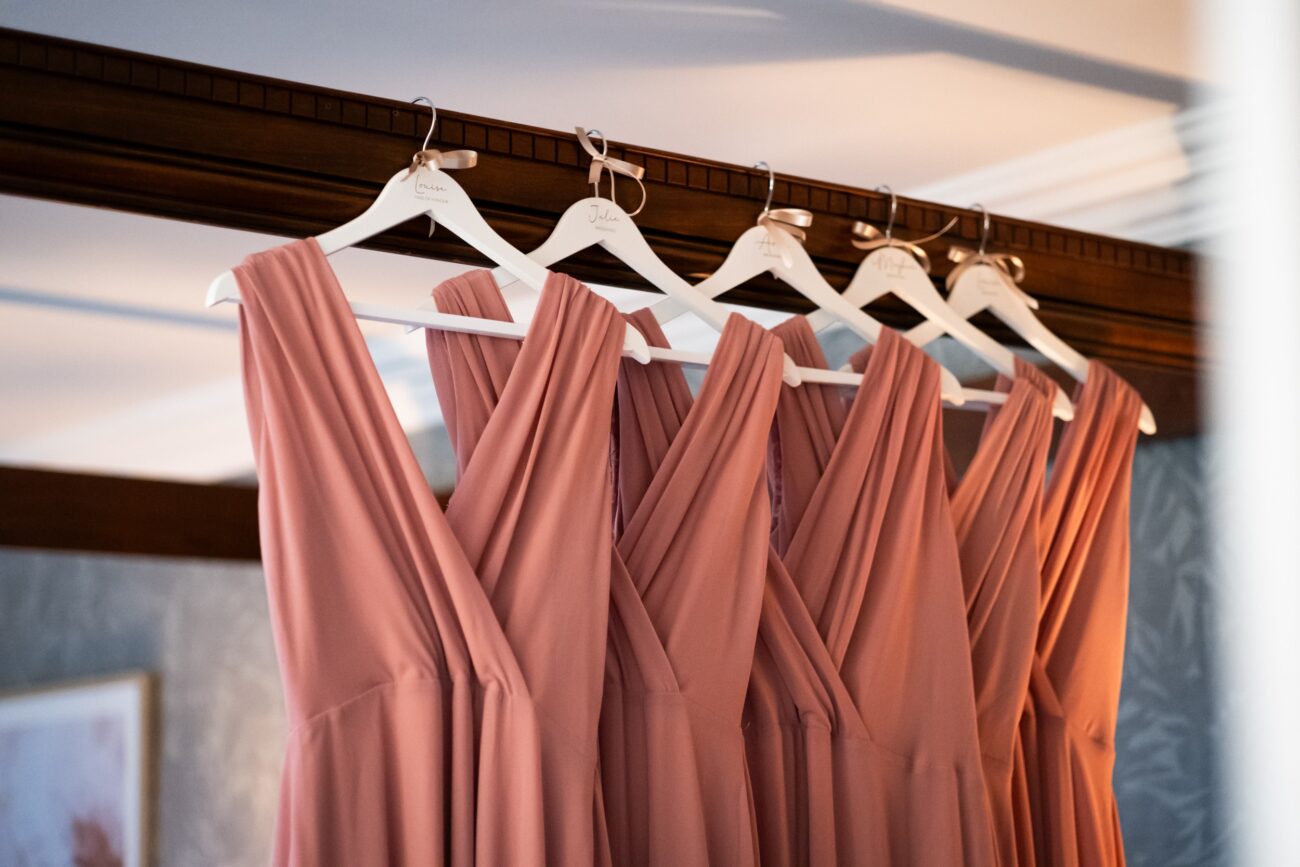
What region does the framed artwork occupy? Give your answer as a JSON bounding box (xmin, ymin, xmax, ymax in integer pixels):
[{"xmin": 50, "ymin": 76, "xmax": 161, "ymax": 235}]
[{"xmin": 0, "ymin": 672, "xmax": 154, "ymax": 867}]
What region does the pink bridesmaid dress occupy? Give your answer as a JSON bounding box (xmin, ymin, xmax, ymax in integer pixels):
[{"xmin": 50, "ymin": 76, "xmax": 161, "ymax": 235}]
[
  {"xmin": 947, "ymin": 359, "xmax": 1056, "ymax": 866},
  {"xmin": 1017, "ymin": 362, "xmax": 1143, "ymax": 867},
  {"xmin": 425, "ymin": 269, "xmax": 627, "ymax": 867},
  {"xmin": 770, "ymin": 319, "xmax": 998, "ymax": 867},
  {"xmin": 235, "ymin": 240, "xmax": 547, "ymax": 866},
  {"xmin": 615, "ymin": 312, "xmax": 878, "ymax": 866},
  {"xmin": 610, "ymin": 309, "xmax": 785, "ymax": 867}
]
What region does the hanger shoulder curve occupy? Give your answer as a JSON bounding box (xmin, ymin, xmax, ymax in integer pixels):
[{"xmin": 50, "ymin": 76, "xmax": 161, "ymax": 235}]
[{"xmin": 950, "ymin": 264, "xmax": 1154, "ymax": 432}]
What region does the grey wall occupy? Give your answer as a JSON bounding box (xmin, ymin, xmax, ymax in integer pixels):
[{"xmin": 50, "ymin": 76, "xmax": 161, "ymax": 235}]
[
  {"xmin": 0, "ymin": 550, "xmax": 285, "ymax": 866},
  {"xmin": 0, "ymin": 437, "xmax": 1223, "ymax": 866},
  {"xmin": 1117, "ymin": 436, "xmax": 1228, "ymax": 864}
]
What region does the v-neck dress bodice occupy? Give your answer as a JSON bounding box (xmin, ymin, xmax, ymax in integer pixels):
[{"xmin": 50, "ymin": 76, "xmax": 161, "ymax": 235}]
[
  {"xmin": 1017, "ymin": 362, "xmax": 1142, "ymax": 867},
  {"xmin": 611, "ymin": 308, "xmax": 784, "ymax": 867},
  {"xmin": 425, "ymin": 268, "xmax": 626, "ymax": 867},
  {"xmin": 236, "ymin": 240, "xmax": 547, "ymax": 866},
  {"xmin": 768, "ymin": 317, "xmax": 998, "ymax": 866},
  {"xmin": 949, "ymin": 359, "xmax": 1056, "ymax": 867}
]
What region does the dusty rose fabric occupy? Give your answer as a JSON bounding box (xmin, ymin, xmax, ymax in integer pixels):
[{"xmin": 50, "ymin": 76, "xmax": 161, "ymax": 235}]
[
  {"xmin": 617, "ymin": 312, "xmax": 878, "ymax": 866},
  {"xmin": 598, "ymin": 312, "xmax": 715, "ymax": 867},
  {"xmin": 425, "ymin": 269, "xmax": 626, "ymax": 867},
  {"xmin": 236, "ymin": 240, "xmax": 548, "ymax": 866},
  {"xmin": 1017, "ymin": 362, "xmax": 1142, "ymax": 867},
  {"xmin": 769, "ymin": 318, "xmax": 998, "ymax": 866},
  {"xmin": 949, "ymin": 359, "xmax": 1056, "ymax": 867},
  {"xmin": 610, "ymin": 309, "xmax": 784, "ymax": 866},
  {"xmin": 744, "ymin": 544, "xmax": 882, "ymax": 867}
]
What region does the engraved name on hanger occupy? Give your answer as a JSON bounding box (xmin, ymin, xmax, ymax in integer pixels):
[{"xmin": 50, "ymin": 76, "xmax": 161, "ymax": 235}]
[
  {"xmin": 871, "ymin": 246, "xmax": 911, "ymax": 279},
  {"xmin": 587, "ymin": 201, "xmax": 623, "ymax": 231},
  {"xmin": 977, "ymin": 268, "xmax": 1002, "ymax": 296},
  {"xmin": 756, "ymin": 232, "xmax": 783, "ymax": 260},
  {"xmin": 415, "ymin": 177, "xmax": 450, "ymax": 203}
]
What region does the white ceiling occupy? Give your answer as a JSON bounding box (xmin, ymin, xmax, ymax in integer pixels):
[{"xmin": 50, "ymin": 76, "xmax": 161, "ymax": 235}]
[{"xmin": 0, "ymin": 0, "xmax": 1202, "ymax": 482}]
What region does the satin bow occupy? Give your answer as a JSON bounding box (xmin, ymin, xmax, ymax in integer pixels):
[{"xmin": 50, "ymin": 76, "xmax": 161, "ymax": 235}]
[
  {"xmin": 850, "ymin": 221, "xmax": 932, "ymax": 273},
  {"xmin": 402, "ymin": 147, "xmax": 479, "ymax": 236},
  {"xmin": 756, "ymin": 207, "xmax": 814, "ymax": 268},
  {"xmin": 405, "ymin": 147, "xmax": 479, "ymax": 176},
  {"xmin": 576, "ymin": 127, "xmax": 648, "ymax": 217},
  {"xmin": 946, "ymin": 245, "xmax": 1038, "ymax": 309}
]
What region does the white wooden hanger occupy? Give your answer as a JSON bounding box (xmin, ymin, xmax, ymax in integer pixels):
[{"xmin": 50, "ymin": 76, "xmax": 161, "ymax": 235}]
[
  {"xmin": 206, "ymin": 99, "xmax": 652, "ymax": 363},
  {"xmin": 907, "ymin": 205, "xmax": 1157, "ymax": 434},
  {"xmin": 805, "ymin": 186, "xmax": 1075, "ymax": 422},
  {"xmin": 646, "ymin": 162, "xmax": 972, "ymax": 404},
  {"xmin": 489, "ymin": 129, "xmax": 804, "ymax": 386}
]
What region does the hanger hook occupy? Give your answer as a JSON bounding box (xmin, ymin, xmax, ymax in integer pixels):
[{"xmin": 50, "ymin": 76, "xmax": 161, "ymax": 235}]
[
  {"xmin": 753, "ymin": 160, "xmax": 775, "ymax": 215},
  {"xmin": 875, "ymin": 184, "xmax": 897, "ymax": 241},
  {"xmin": 411, "ymin": 96, "xmax": 437, "ymax": 152},
  {"xmin": 970, "ymin": 202, "xmax": 990, "ymax": 255},
  {"xmin": 585, "ymin": 128, "xmax": 610, "ymax": 160}
]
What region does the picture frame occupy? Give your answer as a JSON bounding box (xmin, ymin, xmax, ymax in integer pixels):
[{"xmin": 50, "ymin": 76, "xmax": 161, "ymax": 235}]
[{"xmin": 0, "ymin": 672, "xmax": 155, "ymax": 867}]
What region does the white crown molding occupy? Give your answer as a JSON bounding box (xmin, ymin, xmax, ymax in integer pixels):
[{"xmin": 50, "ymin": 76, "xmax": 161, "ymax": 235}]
[{"xmin": 908, "ymin": 104, "xmax": 1222, "ymax": 246}]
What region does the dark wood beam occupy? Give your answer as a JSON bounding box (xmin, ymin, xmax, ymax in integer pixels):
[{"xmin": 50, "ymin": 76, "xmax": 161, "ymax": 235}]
[
  {"xmin": 0, "ymin": 466, "xmax": 261, "ymax": 561},
  {"xmin": 0, "ymin": 27, "xmax": 1202, "ymax": 433},
  {"xmin": 0, "ymin": 466, "xmax": 455, "ymax": 561}
]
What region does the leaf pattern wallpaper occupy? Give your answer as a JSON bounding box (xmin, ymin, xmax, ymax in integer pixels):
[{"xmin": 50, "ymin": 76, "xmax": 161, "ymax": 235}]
[
  {"xmin": 0, "ymin": 436, "xmax": 1225, "ymax": 865},
  {"xmin": 1117, "ymin": 436, "xmax": 1229, "ymax": 865}
]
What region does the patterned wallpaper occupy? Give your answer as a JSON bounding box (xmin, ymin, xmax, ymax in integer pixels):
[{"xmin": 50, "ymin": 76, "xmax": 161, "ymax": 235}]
[
  {"xmin": 0, "ymin": 437, "xmax": 1224, "ymax": 865},
  {"xmin": 1117, "ymin": 436, "xmax": 1229, "ymax": 864}
]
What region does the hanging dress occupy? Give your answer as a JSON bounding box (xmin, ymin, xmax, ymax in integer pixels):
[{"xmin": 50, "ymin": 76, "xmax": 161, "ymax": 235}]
[
  {"xmin": 770, "ymin": 318, "xmax": 998, "ymax": 866},
  {"xmin": 235, "ymin": 240, "xmax": 547, "ymax": 866},
  {"xmin": 1017, "ymin": 362, "xmax": 1142, "ymax": 867},
  {"xmin": 615, "ymin": 312, "xmax": 878, "ymax": 866},
  {"xmin": 948, "ymin": 359, "xmax": 1055, "ymax": 867},
  {"xmin": 425, "ymin": 269, "xmax": 626, "ymax": 867},
  {"xmin": 611, "ymin": 309, "xmax": 785, "ymax": 867}
]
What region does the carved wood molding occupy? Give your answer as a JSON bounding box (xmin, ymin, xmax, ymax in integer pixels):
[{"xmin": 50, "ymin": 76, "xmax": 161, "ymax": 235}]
[{"xmin": 0, "ymin": 27, "xmax": 1201, "ymax": 431}]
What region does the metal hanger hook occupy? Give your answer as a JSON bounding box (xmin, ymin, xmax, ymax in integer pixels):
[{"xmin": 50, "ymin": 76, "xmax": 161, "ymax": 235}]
[
  {"xmin": 585, "ymin": 128, "xmax": 610, "ymax": 160},
  {"xmin": 875, "ymin": 184, "xmax": 897, "ymax": 241},
  {"xmin": 411, "ymin": 96, "xmax": 437, "ymax": 152},
  {"xmin": 753, "ymin": 161, "xmax": 775, "ymax": 215},
  {"xmin": 970, "ymin": 202, "xmax": 991, "ymax": 254}
]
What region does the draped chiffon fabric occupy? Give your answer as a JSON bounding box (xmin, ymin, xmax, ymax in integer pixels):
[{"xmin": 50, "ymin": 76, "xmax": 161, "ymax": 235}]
[
  {"xmin": 1018, "ymin": 362, "xmax": 1142, "ymax": 867},
  {"xmin": 425, "ymin": 269, "xmax": 626, "ymax": 867},
  {"xmin": 239, "ymin": 240, "xmax": 1143, "ymax": 867},
  {"xmin": 769, "ymin": 318, "xmax": 998, "ymax": 866},
  {"xmin": 236, "ymin": 240, "xmax": 548, "ymax": 866},
  {"xmin": 948, "ymin": 359, "xmax": 1055, "ymax": 867},
  {"xmin": 619, "ymin": 312, "xmax": 877, "ymax": 866},
  {"xmin": 609, "ymin": 309, "xmax": 785, "ymax": 867}
]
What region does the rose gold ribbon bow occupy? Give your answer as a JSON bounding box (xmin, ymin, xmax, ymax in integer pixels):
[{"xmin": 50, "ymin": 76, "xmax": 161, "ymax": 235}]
[
  {"xmin": 757, "ymin": 207, "xmax": 814, "ymax": 268},
  {"xmin": 405, "ymin": 147, "xmax": 478, "ymax": 177},
  {"xmin": 576, "ymin": 127, "xmax": 647, "ymax": 217},
  {"xmin": 946, "ymin": 245, "xmax": 1039, "ymax": 308},
  {"xmin": 850, "ymin": 221, "xmax": 933, "ymax": 273},
  {"xmin": 758, "ymin": 207, "xmax": 813, "ymax": 242},
  {"xmin": 402, "ymin": 147, "xmax": 479, "ymax": 236}
]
